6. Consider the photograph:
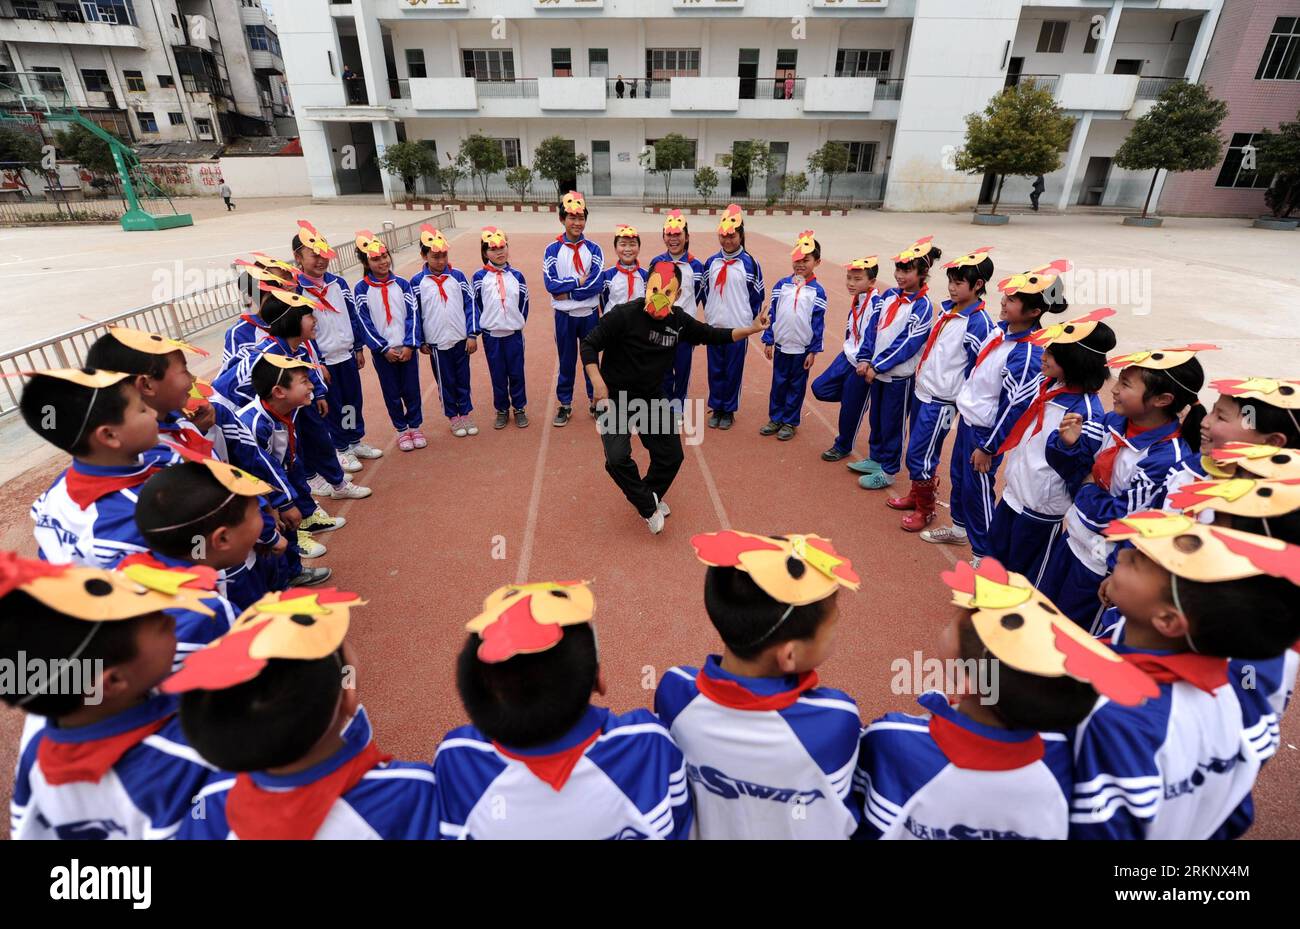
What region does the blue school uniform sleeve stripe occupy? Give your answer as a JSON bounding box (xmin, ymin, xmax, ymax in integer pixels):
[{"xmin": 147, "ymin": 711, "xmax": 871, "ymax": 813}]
[
  {"xmin": 975, "ymin": 341, "xmax": 1044, "ymax": 453},
  {"xmin": 810, "ymin": 282, "xmax": 827, "ymax": 354},
  {"xmin": 653, "ymin": 666, "xmax": 700, "ymax": 728},
  {"xmin": 570, "ymin": 242, "xmax": 606, "ymax": 301},
  {"xmin": 745, "ymin": 253, "xmax": 765, "ymax": 318},
  {"xmin": 351, "ymin": 280, "xmax": 389, "ymax": 352},
  {"xmin": 762, "ymin": 281, "xmax": 781, "ymax": 346},
  {"xmin": 431, "ymin": 727, "xmax": 508, "ymax": 838},
  {"xmin": 513, "ymin": 269, "xmax": 529, "ymax": 321},
  {"xmin": 541, "ymin": 241, "xmax": 568, "ymax": 296},
  {"xmin": 586, "ymin": 710, "xmax": 692, "ymax": 840},
  {"xmin": 854, "ymin": 713, "xmax": 940, "ymax": 839},
  {"xmin": 871, "ymin": 296, "xmax": 934, "ymax": 373},
  {"xmin": 1068, "ymin": 696, "xmax": 1170, "ymax": 839}
]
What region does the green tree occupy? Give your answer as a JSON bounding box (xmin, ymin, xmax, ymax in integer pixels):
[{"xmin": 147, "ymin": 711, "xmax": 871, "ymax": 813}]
[
  {"xmin": 55, "ymin": 122, "xmax": 122, "ymax": 177},
  {"xmin": 953, "ymin": 82, "xmax": 1076, "ymax": 215},
  {"xmin": 641, "ymin": 133, "xmax": 694, "ymax": 202},
  {"xmin": 378, "ymin": 140, "xmax": 439, "ymax": 199},
  {"xmin": 720, "ymin": 139, "xmax": 775, "ymax": 199},
  {"xmin": 782, "ymin": 170, "xmax": 809, "ymax": 202},
  {"xmin": 459, "ymin": 133, "xmax": 507, "ymax": 200},
  {"xmin": 533, "ymin": 135, "xmax": 590, "ymax": 198},
  {"xmin": 1114, "ymin": 81, "xmax": 1227, "ymax": 219},
  {"xmin": 505, "ymin": 164, "xmax": 534, "ymax": 201},
  {"xmin": 0, "ymin": 125, "xmax": 43, "ymax": 194},
  {"xmin": 1255, "ymin": 110, "xmax": 1300, "ymax": 219},
  {"xmin": 807, "ymin": 141, "xmax": 851, "ymax": 206},
  {"xmin": 693, "ymin": 165, "xmax": 718, "ymax": 201},
  {"xmin": 436, "ymin": 152, "xmax": 466, "ymax": 199}
]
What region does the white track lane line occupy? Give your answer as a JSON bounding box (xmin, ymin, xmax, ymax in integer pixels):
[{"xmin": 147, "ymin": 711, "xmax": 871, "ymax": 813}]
[{"xmin": 515, "ymin": 363, "xmax": 562, "ymax": 584}]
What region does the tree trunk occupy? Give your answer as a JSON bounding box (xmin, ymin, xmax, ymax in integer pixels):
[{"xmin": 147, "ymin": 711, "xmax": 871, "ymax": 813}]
[
  {"xmin": 991, "ymin": 174, "xmax": 1005, "ymax": 215},
  {"xmin": 824, "ymin": 174, "xmax": 834, "ymax": 207},
  {"xmin": 664, "ymin": 168, "xmax": 672, "ymax": 203},
  {"xmin": 1142, "ymin": 169, "xmax": 1160, "ymax": 219}
]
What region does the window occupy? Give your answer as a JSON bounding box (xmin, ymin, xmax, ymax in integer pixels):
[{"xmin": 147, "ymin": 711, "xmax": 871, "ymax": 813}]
[
  {"xmin": 137, "ymin": 111, "xmax": 158, "ymax": 133},
  {"xmin": 82, "ymin": 1, "xmax": 136, "ymax": 26},
  {"xmin": 552, "ymin": 48, "xmax": 572, "ymax": 77},
  {"xmin": 158, "ymin": 74, "xmax": 174, "ymax": 88},
  {"xmin": 56, "ymin": 3, "xmax": 85, "ymax": 23},
  {"xmin": 30, "ymin": 67, "xmax": 66, "ymax": 94},
  {"xmin": 831, "ymin": 141, "xmax": 877, "ymax": 173},
  {"xmin": 1256, "ymin": 17, "xmax": 1300, "ymax": 81},
  {"xmin": 1036, "ymin": 21, "xmax": 1069, "ymax": 54},
  {"xmin": 645, "ymin": 49, "xmax": 700, "ymax": 78},
  {"xmin": 462, "ymin": 49, "xmax": 515, "ymax": 81},
  {"xmin": 494, "ymin": 138, "xmax": 521, "ymax": 169},
  {"xmin": 81, "ymin": 68, "xmax": 112, "ymax": 92},
  {"xmin": 194, "ymin": 117, "xmax": 213, "ymax": 139},
  {"xmin": 775, "ymin": 49, "xmax": 798, "ymax": 75},
  {"xmin": 13, "ymin": 1, "xmax": 40, "ymax": 19},
  {"xmin": 1215, "ymin": 133, "xmax": 1271, "ymax": 189},
  {"xmin": 834, "ymin": 49, "xmax": 892, "ymax": 78},
  {"xmin": 168, "ymin": 111, "xmax": 185, "ymax": 125},
  {"xmin": 405, "ymin": 48, "xmax": 427, "ymax": 79},
  {"xmin": 646, "ymin": 138, "xmax": 698, "ymax": 169},
  {"xmin": 244, "ymin": 24, "xmax": 282, "ymax": 56},
  {"xmin": 124, "ymin": 70, "xmax": 145, "ymax": 92},
  {"xmin": 589, "ymin": 48, "xmax": 608, "ymax": 74}
]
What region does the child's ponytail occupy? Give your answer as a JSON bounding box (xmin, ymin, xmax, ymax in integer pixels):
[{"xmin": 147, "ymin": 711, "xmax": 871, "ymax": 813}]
[
  {"xmin": 1139, "ymin": 356, "xmax": 1206, "ymax": 431},
  {"xmin": 1182, "ymin": 401, "xmax": 1208, "ymax": 443}
]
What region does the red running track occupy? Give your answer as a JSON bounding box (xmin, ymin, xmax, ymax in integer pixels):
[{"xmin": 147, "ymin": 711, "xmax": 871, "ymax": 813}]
[{"xmin": 0, "ymin": 231, "xmax": 1295, "ymax": 837}]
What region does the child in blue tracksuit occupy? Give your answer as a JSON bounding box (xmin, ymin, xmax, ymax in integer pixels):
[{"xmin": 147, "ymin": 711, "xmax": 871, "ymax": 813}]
[
  {"xmin": 653, "ymin": 210, "xmax": 706, "ymax": 413},
  {"xmin": 886, "ymin": 248, "xmax": 994, "ymax": 531},
  {"xmin": 412, "ymin": 225, "xmax": 479, "ymax": 438},
  {"xmin": 856, "ymin": 237, "xmax": 940, "ymax": 491},
  {"xmin": 599, "ymin": 224, "xmax": 649, "ymax": 313},
  {"xmin": 812, "ymin": 256, "xmax": 880, "ymax": 466},
  {"xmin": 988, "ymin": 311, "xmax": 1117, "ymax": 584},
  {"xmin": 760, "ymin": 231, "xmax": 826, "ymax": 441},
  {"xmin": 473, "ymin": 226, "xmax": 530, "ymax": 429},
  {"xmin": 543, "ymin": 191, "xmax": 604, "ymax": 426},
  {"xmin": 1037, "ymin": 347, "xmax": 1207, "ymax": 630},
  {"xmin": 225, "ymin": 254, "xmax": 296, "ymax": 371},
  {"xmin": 921, "ymin": 261, "xmax": 1071, "ymax": 563},
  {"xmin": 353, "ymin": 231, "xmax": 423, "ymax": 451},
  {"xmin": 701, "ymin": 204, "xmax": 764, "ymax": 430}
]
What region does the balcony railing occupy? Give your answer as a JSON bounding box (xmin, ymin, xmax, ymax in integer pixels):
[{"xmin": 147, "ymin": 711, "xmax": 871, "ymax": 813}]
[
  {"xmin": 607, "ymin": 77, "xmax": 671, "ymax": 99},
  {"xmin": 1134, "ymin": 76, "xmax": 1185, "ymax": 100},
  {"xmin": 739, "ymin": 78, "xmax": 805, "ymax": 101},
  {"xmin": 181, "ymin": 73, "xmax": 231, "ymax": 98},
  {"xmin": 341, "ymin": 74, "xmax": 369, "ymax": 105},
  {"xmin": 874, "ymin": 78, "xmax": 904, "ymax": 100},
  {"xmin": 390, "ymin": 78, "xmax": 410, "ymax": 99},
  {"xmin": 1, "ymin": 1, "xmax": 136, "ymax": 25},
  {"xmin": 1012, "ymin": 74, "xmax": 1059, "ymax": 95},
  {"xmin": 475, "ymin": 78, "xmax": 538, "ymax": 98}
]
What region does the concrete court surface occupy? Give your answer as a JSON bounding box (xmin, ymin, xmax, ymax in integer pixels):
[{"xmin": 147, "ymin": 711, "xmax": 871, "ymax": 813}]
[{"xmin": 0, "ymin": 205, "xmax": 1297, "ymax": 838}]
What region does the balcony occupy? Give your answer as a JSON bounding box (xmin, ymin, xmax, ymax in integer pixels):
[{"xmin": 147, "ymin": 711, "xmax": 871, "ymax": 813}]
[
  {"xmin": 803, "ymin": 77, "xmax": 873, "ymax": 113},
  {"xmin": 250, "ymin": 48, "xmax": 285, "ymax": 74},
  {"xmin": 0, "ymin": 4, "xmax": 142, "ymax": 47},
  {"xmin": 180, "ymin": 74, "xmax": 232, "ymax": 99},
  {"xmin": 1055, "ymin": 73, "xmax": 1139, "ymax": 114},
  {"xmin": 302, "ymin": 77, "xmax": 395, "ymax": 121},
  {"xmin": 671, "ymin": 76, "xmax": 738, "ymax": 112}
]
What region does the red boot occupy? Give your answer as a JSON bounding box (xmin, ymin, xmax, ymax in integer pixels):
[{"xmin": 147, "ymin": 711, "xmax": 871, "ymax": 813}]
[
  {"xmin": 886, "ymin": 481, "xmax": 917, "ymax": 511},
  {"xmin": 900, "ymin": 478, "xmax": 939, "ymax": 532}
]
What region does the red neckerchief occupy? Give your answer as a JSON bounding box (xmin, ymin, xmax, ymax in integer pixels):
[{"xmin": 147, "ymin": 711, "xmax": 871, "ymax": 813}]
[
  {"xmin": 38, "ymin": 716, "xmax": 171, "ymax": 785},
  {"xmin": 428, "ymin": 272, "xmax": 451, "ymax": 303},
  {"xmin": 973, "ymin": 330, "xmax": 1006, "ymax": 369},
  {"xmin": 298, "ymin": 276, "xmax": 338, "ymax": 313},
  {"xmin": 880, "ymin": 285, "xmax": 927, "ymax": 330},
  {"xmin": 786, "ymin": 273, "xmax": 817, "ymax": 313},
  {"xmin": 1092, "ymin": 422, "xmax": 1180, "ymax": 493},
  {"xmin": 928, "ymin": 711, "xmax": 1045, "ymax": 771},
  {"xmin": 158, "ymin": 420, "xmax": 214, "ymax": 458},
  {"xmin": 995, "ymin": 382, "xmax": 1075, "ymax": 456},
  {"xmin": 364, "ymin": 275, "xmax": 394, "ymax": 325},
  {"xmin": 240, "ymin": 313, "xmax": 269, "ymax": 332},
  {"xmin": 714, "ymin": 256, "xmax": 741, "ymax": 292},
  {"xmin": 65, "ymin": 465, "xmax": 159, "ymax": 510},
  {"xmin": 617, "ymin": 263, "xmax": 641, "ymax": 300},
  {"xmin": 493, "ymin": 729, "xmax": 602, "ymax": 792},
  {"xmin": 483, "ymin": 264, "xmax": 508, "ymax": 305},
  {"xmin": 261, "ymin": 400, "xmax": 298, "ymax": 464},
  {"xmin": 916, "ymin": 300, "xmax": 982, "ymax": 377},
  {"xmin": 846, "ymin": 293, "xmax": 867, "ymax": 344},
  {"xmin": 695, "ymin": 669, "xmax": 820, "ymax": 711},
  {"xmin": 1120, "ymin": 652, "xmax": 1229, "ymax": 696},
  {"xmin": 226, "ymin": 740, "xmax": 391, "ymax": 840},
  {"xmin": 557, "ymin": 235, "xmax": 586, "ymax": 275}
]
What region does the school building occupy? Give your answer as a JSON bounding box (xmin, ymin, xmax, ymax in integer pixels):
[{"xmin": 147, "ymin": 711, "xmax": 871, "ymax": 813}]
[{"xmin": 281, "ymin": 0, "xmax": 1296, "ymax": 216}]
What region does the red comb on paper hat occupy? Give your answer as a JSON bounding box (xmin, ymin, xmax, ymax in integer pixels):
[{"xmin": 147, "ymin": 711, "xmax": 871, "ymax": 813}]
[
  {"xmin": 1106, "ymin": 511, "xmax": 1300, "ymax": 586},
  {"xmin": 354, "ymin": 229, "xmax": 388, "ymax": 257},
  {"xmin": 295, "ymin": 219, "xmax": 336, "ymax": 259},
  {"xmin": 1107, "ymin": 344, "xmax": 1218, "ymax": 370},
  {"xmin": 1211, "ymin": 442, "xmax": 1300, "ymax": 480},
  {"xmin": 717, "ymin": 203, "xmax": 744, "ymax": 233},
  {"xmin": 892, "ymin": 236, "xmax": 936, "ymax": 264},
  {"xmin": 663, "ymin": 209, "xmax": 688, "ymax": 232},
  {"xmin": 561, "ymin": 191, "xmax": 586, "ymax": 215},
  {"xmin": 464, "ymin": 581, "xmax": 595, "ymax": 664},
  {"xmin": 997, "ymin": 260, "xmax": 1072, "ymax": 295},
  {"xmin": 791, "ymin": 229, "xmax": 817, "ymax": 261},
  {"xmin": 480, "ymin": 226, "xmax": 507, "ymax": 247},
  {"xmin": 420, "ymin": 224, "xmax": 450, "ymax": 251},
  {"xmin": 1168, "ymin": 476, "xmax": 1300, "ymax": 519},
  {"xmin": 691, "ymin": 530, "xmax": 859, "ymax": 606},
  {"xmin": 1028, "ymin": 307, "xmax": 1117, "ymax": 348},
  {"xmin": 943, "ymin": 246, "xmax": 994, "ymax": 269},
  {"xmin": 1212, "ymin": 378, "xmax": 1300, "ymax": 411}
]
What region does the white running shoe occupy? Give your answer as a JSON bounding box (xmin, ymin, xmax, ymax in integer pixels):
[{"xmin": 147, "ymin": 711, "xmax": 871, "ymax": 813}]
[
  {"xmin": 658, "ymin": 499, "xmax": 671, "ymax": 517},
  {"xmin": 464, "ymin": 418, "xmax": 479, "ymax": 436},
  {"xmin": 921, "ymin": 526, "xmax": 969, "ymax": 546},
  {"xmin": 337, "ymin": 450, "xmax": 362, "ymax": 473},
  {"xmin": 647, "ymin": 494, "xmax": 666, "ymax": 534},
  {"xmin": 307, "ymin": 475, "xmax": 331, "ymax": 496},
  {"xmin": 451, "ymin": 417, "xmax": 468, "ymax": 438},
  {"xmin": 350, "ymin": 442, "xmax": 383, "ymax": 460},
  {"xmin": 329, "ymin": 480, "xmax": 372, "ymax": 500}
]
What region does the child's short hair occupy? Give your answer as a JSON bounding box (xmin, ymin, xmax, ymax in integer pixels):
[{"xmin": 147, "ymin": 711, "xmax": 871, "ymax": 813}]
[
  {"xmin": 956, "ymin": 612, "xmax": 1098, "ymax": 731},
  {"xmin": 480, "ymin": 240, "xmax": 503, "ymax": 264},
  {"xmin": 944, "ymin": 256, "xmax": 995, "ymax": 296},
  {"xmin": 1013, "ymin": 288, "xmax": 1069, "ymax": 319},
  {"xmin": 1045, "ymin": 321, "xmax": 1116, "ymax": 393},
  {"xmin": 1219, "ymin": 395, "xmax": 1300, "ymax": 447},
  {"xmin": 179, "ymin": 651, "xmax": 344, "ymax": 770},
  {"xmin": 1178, "ymin": 574, "xmax": 1300, "ymax": 660},
  {"xmin": 558, "ymin": 202, "xmax": 589, "ymax": 221},
  {"xmin": 663, "ymin": 222, "xmax": 690, "ymax": 252},
  {"xmin": 800, "ymin": 239, "xmax": 822, "ymax": 261},
  {"xmin": 19, "ymin": 372, "xmax": 133, "ymax": 456},
  {"xmin": 455, "ymin": 623, "xmax": 598, "ymax": 748},
  {"xmin": 894, "ymin": 244, "xmax": 942, "ymax": 281},
  {"xmin": 266, "ymin": 305, "xmax": 310, "ymax": 340},
  {"xmin": 250, "ymin": 354, "xmax": 306, "ymax": 400},
  {"xmin": 135, "ymin": 463, "xmax": 259, "ymax": 560},
  {"xmin": 0, "ymin": 590, "xmax": 150, "ymax": 717},
  {"xmin": 1139, "ymin": 357, "xmax": 1206, "ymax": 437},
  {"xmin": 703, "ymin": 565, "xmax": 836, "ymax": 661},
  {"xmin": 614, "ymin": 232, "xmax": 641, "ymax": 249},
  {"xmin": 85, "ymin": 335, "xmax": 172, "ymax": 381}
]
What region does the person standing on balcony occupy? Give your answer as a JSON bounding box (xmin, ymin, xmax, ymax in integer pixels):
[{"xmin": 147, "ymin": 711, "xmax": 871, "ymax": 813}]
[
  {"xmin": 219, "ymin": 178, "xmax": 234, "ymax": 211},
  {"xmin": 629, "ymin": 77, "xmax": 637, "ymax": 98},
  {"xmin": 615, "ymin": 75, "xmax": 625, "ymax": 98},
  {"xmin": 784, "ymin": 74, "xmax": 795, "ymax": 100},
  {"xmin": 544, "ymin": 191, "xmax": 604, "ymax": 427}
]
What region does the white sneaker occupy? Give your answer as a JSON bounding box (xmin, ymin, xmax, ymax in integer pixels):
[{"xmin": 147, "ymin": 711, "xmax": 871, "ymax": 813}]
[
  {"xmin": 921, "ymin": 526, "xmax": 969, "ymax": 546},
  {"xmin": 329, "ymin": 480, "xmax": 372, "ymax": 500},
  {"xmin": 647, "ymin": 494, "xmax": 665, "ymax": 534},
  {"xmin": 464, "ymin": 418, "xmax": 479, "ymax": 436},
  {"xmin": 296, "ymin": 530, "xmax": 327, "ymax": 558},
  {"xmin": 658, "ymin": 498, "xmax": 671, "ymax": 517},
  {"xmin": 337, "ymin": 450, "xmax": 362, "ymax": 473},
  {"xmin": 350, "ymin": 442, "xmax": 383, "ymax": 460},
  {"xmin": 307, "ymin": 475, "xmax": 331, "ymax": 496},
  {"xmin": 970, "ymin": 556, "xmax": 983, "ymax": 569},
  {"xmin": 451, "ymin": 417, "xmax": 468, "ymax": 438}
]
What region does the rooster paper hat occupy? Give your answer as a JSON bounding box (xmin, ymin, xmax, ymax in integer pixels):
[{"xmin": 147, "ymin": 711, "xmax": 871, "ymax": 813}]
[
  {"xmin": 662, "ymin": 209, "xmax": 688, "ymax": 232},
  {"xmin": 480, "ymin": 226, "xmax": 507, "ymax": 248},
  {"xmin": 251, "ymin": 352, "xmax": 322, "ymax": 373},
  {"xmin": 790, "ymin": 229, "xmax": 817, "ymax": 261},
  {"xmin": 942, "ymin": 559, "xmax": 1158, "ymax": 706},
  {"xmin": 943, "ymin": 246, "xmax": 994, "ymax": 269},
  {"xmin": 998, "ymin": 259, "xmax": 1071, "ymax": 296},
  {"xmin": 717, "ymin": 203, "xmax": 744, "ymax": 234},
  {"xmin": 844, "ymin": 255, "xmax": 879, "ymax": 271},
  {"xmin": 184, "ymin": 379, "xmax": 213, "ymax": 415},
  {"xmin": 1107, "ymin": 344, "xmax": 1218, "ymax": 370},
  {"xmin": 1028, "ymin": 307, "xmax": 1117, "ymax": 348},
  {"xmin": 158, "ymin": 438, "xmax": 275, "ymax": 499},
  {"xmin": 21, "ymin": 367, "xmax": 129, "ymax": 390},
  {"xmin": 106, "ymin": 327, "xmax": 208, "ymax": 358},
  {"xmin": 294, "ymin": 219, "xmax": 336, "ymax": 259},
  {"xmin": 162, "ymin": 588, "xmax": 366, "ymax": 693},
  {"xmin": 0, "ymin": 550, "xmax": 214, "ymax": 622},
  {"xmin": 257, "ymin": 285, "xmax": 321, "ymax": 311},
  {"xmin": 892, "ymin": 236, "xmax": 936, "ymax": 264},
  {"xmin": 419, "ymin": 223, "xmax": 450, "ymax": 252},
  {"xmin": 1105, "ymin": 511, "xmax": 1300, "ymax": 586},
  {"xmin": 234, "ymin": 255, "xmax": 296, "ymax": 284},
  {"xmin": 465, "ymin": 580, "xmax": 596, "ymax": 664},
  {"xmin": 1212, "ymin": 378, "xmax": 1300, "ymax": 411},
  {"xmin": 614, "ymin": 223, "xmax": 640, "ymax": 239},
  {"xmin": 1211, "ymin": 443, "xmax": 1300, "ymax": 480},
  {"xmin": 354, "ymin": 229, "xmax": 389, "ymax": 257},
  {"xmin": 691, "ymin": 530, "xmax": 860, "ymax": 606},
  {"xmin": 1168, "ymin": 476, "xmax": 1300, "ymax": 520},
  {"xmin": 561, "ymin": 190, "xmax": 586, "ymax": 216}
]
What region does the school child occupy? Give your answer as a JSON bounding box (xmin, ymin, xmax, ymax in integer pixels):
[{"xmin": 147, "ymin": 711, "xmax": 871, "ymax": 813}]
[
  {"xmin": 3, "ymin": 552, "xmax": 223, "ymax": 839},
  {"xmin": 655, "ymin": 530, "xmax": 862, "ymax": 839},
  {"xmin": 225, "ymin": 253, "xmax": 296, "ymax": 371},
  {"xmin": 812, "ymin": 256, "xmax": 881, "ymax": 464},
  {"xmin": 855, "ymin": 237, "xmax": 940, "ymax": 491},
  {"xmin": 1069, "ymin": 511, "xmax": 1300, "ymax": 839},
  {"xmin": 921, "ymin": 260, "xmax": 1071, "ymax": 564},
  {"xmin": 167, "ymin": 590, "xmax": 440, "ymax": 839},
  {"xmin": 651, "ymin": 210, "xmax": 707, "ymax": 413},
  {"xmin": 855, "ymin": 558, "xmax": 1157, "ymax": 840},
  {"xmin": 702, "ymin": 204, "xmax": 765, "ymax": 430},
  {"xmin": 543, "ymin": 191, "xmax": 604, "ymax": 426},
  {"xmin": 472, "ymin": 226, "xmax": 530, "ymax": 430},
  {"xmin": 353, "ymin": 230, "xmax": 423, "ymax": 452},
  {"xmin": 291, "ymin": 220, "xmax": 382, "ymax": 475},
  {"xmin": 434, "ymin": 581, "xmax": 692, "ymax": 839},
  {"xmin": 412, "ymin": 224, "xmax": 479, "ymax": 437},
  {"xmin": 599, "ymin": 224, "xmax": 649, "ymax": 313},
  {"xmin": 1036, "ymin": 344, "xmax": 1210, "ymax": 630},
  {"xmin": 23, "ymin": 368, "xmax": 158, "ymax": 568},
  {"xmin": 987, "ymin": 309, "xmax": 1117, "ymax": 582},
  {"xmin": 760, "ymin": 231, "xmax": 826, "ymax": 441},
  {"xmin": 884, "ymin": 247, "xmax": 994, "ymax": 529}
]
